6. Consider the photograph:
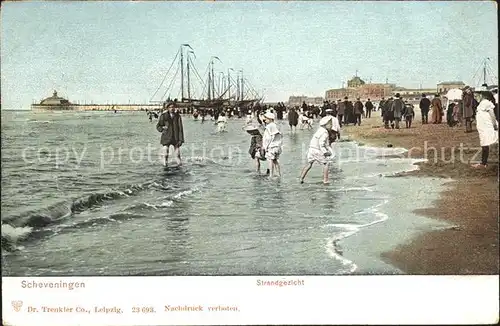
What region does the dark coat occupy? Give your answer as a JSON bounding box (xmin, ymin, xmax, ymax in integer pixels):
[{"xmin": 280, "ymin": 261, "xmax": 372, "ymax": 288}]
[
  {"xmin": 365, "ymin": 101, "xmax": 374, "ymax": 111},
  {"xmin": 354, "ymin": 101, "xmax": 364, "ymax": 115},
  {"xmin": 391, "ymin": 98, "xmax": 404, "ymax": 119},
  {"xmin": 288, "ymin": 108, "xmax": 299, "ymax": 126},
  {"xmin": 419, "ymin": 98, "xmax": 431, "ymax": 113},
  {"xmin": 156, "ymin": 110, "xmax": 185, "ymax": 147},
  {"xmin": 462, "ymin": 91, "xmax": 475, "ymax": 119},
  {"xmin": 337, "ymin": 102, "xmax": 345, "ymax": 115},
  {"xmin": 249, "ymin": 134, "xmax": 266, "ymax": 160},
  {"xmin": 344, "ymin": 101, "xmax": 355, "ymax": 123}
]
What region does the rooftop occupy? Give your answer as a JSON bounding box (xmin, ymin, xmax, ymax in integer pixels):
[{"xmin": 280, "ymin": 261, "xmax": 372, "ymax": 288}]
[{"xmin": 437, "ymin": 81, "xmax": 465, "ymax": 85}]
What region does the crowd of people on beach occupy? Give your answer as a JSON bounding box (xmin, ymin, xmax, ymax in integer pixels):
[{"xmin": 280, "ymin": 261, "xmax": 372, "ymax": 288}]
[{"xmin": 153, "ymin": 85, "xmax": 498, "ymax": 182}]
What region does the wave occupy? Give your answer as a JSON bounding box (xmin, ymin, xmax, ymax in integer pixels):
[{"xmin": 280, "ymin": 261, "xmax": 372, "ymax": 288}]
[
  {"xmin": 323, "ymin": 200, "xmax": 389, "ymax": 274},
  {"xmin": 28, "ymin": 120, "xmax": 52, "ymax": 124},
  {"xmin": 1, "ymin": 224, "xmax": 33, "ymax": 252},
  {"xmin": 2, "ymin": 183, "xmax": 147, "ymax": 229}
]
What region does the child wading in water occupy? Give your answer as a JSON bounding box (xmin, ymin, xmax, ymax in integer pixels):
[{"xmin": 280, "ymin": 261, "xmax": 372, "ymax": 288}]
[
  {"xmin": 245, "ymin": 125, "xmax": 269, "ymax": 174},
  {"xmin": 262, "ymin": 112, "xmax": 283, "ymax": 177},
  {"xmin": 300, "ymin": 116, "xmax": 334, "ymax": 184}
]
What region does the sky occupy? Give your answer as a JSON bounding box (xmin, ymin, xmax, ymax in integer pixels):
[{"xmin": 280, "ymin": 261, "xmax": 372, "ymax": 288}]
[{"xmin": 1, "ymin": 0, "xmax": 498, "ymax": 109}]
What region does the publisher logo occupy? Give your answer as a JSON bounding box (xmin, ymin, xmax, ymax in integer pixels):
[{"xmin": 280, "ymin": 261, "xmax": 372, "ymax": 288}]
[{"xmin": 11, "ymin": 301, "xmax": 23, "ymax": 312}]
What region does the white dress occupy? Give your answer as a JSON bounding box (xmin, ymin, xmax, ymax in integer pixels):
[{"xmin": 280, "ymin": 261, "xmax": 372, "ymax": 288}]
[
  {"xmin": 262, "ymin": 122, "xmax": 283, "ymax": 160},
  {"xmin": 307, "ymin": 127, "xmax": 334, "ymax": 164},
  {"xmin": 476, "ymin": 99, "xmax": 498, "ymax": 147},
  {"xmin": 217, "ymin": 116, "xmax": 228, "ymax": 132}
]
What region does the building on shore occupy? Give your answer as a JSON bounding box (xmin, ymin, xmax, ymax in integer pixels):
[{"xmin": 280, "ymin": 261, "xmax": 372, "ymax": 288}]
[
  {"xmin": 391, "ymin": 87, "xmax": 437, "ymax": 104},
  {"xmin": 31, "ymin": 90, "xmax": 161, "ymax": 112},
  {"xmin": 32, "ymin": 90, "xmax": 74, "ymax": 110},
  {"xmin": 437, "ymin": 81, "xmax": 466, "ymax": 95},
  {"xmin": 287, "ymin": 96, "xmax": 324, "ymax": 107},
  {"xmin": 325, "ymin": 75, "xmax": 466, "ymax": 105},
  {"xmin": 325, "ymin": 76, "xmax": 395, "ymax": 102}
]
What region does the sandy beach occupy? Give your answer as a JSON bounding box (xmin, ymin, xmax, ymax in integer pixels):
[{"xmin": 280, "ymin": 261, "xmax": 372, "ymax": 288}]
[{"xmin": 344, "ymin": 109, "xmax": 499, "ymax": 274}]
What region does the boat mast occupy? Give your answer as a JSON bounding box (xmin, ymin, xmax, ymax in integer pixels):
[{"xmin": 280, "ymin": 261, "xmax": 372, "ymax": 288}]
[
  {"xmin": 187, "ymin": 51, "xmax": 195, "ymax": 100},
  {"xmin": 236, "ymin": 73, "xmax": 240, "ymax": 101},
  {"xmin": 186, "ymin": 54, "xmax": 191, "ymax": 100},
  {"xmin": 483, "ymin": 58, "xmax": 487, "ymax": 86},
  {"xmin": 211, "ymin": 61, "xmax": 215, "ymax": 100},
  {"xmin": 241, "ymin": 70, "xmax": 244, "ymax": 100},
  {"xmin": 228, "ymin": 68, "xmax": 233, "ymax": 101},
  {"xmin": 180, "ymin": 46, "xmax": 184, "ymax": 100},
  {"xmin": 207, "ymin": 70, "xmax": 211, "ymax": 101}
]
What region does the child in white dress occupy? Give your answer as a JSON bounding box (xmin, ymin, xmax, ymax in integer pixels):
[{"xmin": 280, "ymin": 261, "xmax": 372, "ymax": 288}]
[
  {"xmin": 216, "ymin": 112, "xmax": 228, "ymax": 133},
  {"xmin": 300, "ymin": 116, "xmax": 334, "ymax": 184},
  {"xmin": 262, "ymin": 112, "xmax": 283, "ymax": 177}
]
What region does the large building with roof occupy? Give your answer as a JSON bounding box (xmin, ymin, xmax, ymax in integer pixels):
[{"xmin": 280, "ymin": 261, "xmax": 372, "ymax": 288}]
[
  {"xmin": 287, "ymin": 96, "xmax": 324, "ymax": 107},
  {"xmin": 31, "ymin": 90, "xmax": 75, "ymax": 111},
  {"xmin": 436, "ymin": 81, "xmax": 466, "ymax": 95},
  {"xmin": 325, "ymin": 75, "xmax": 395, "ymax": 102}
]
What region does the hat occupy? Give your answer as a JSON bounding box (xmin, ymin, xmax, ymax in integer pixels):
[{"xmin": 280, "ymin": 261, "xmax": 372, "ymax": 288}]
[
  {"xmin": 395, "ymin": 93, "xmax": 401, "ymax": 98},
  {"xmin": 325, "ymin": 108, "xmax": 333, "ymax": 113},
  {"xmin": 264, "ymin": 112, "xmax": 275, "ymax": 120},
  {"xmin": 319, "ymin": 116, "xmax": 333, "ymax": 126}
]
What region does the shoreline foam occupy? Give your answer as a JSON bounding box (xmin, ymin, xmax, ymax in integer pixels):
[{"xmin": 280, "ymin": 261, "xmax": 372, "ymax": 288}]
[{"xmin": 343, "ymin": 111, "xmax": 499, "ymax": 274}]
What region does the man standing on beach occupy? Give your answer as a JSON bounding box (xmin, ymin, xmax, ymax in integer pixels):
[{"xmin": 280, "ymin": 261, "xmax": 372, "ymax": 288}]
[
  {"xmin": 365, "ymin": 99, "xmax": 373, "ymax": 118},
  {"xmin": 354, "ymin": 98, "xmax": 364, "ymax": 126},
  {"xmin": 156, "ymin": 103, "xmax": 185, "ymax": 166},
  {"xmin": 383, "ymin": 97, "xmax": 394, "ymax": 129},
  {"xmin": 337, "ymin": 99, "xmax": 345, "ymax": 127},
  {"xmin": 419, "ymin": 94, "xmax": 431, "ymax": 124},
  {"xmin": 462, "ymin": 86, "xmax": 475, "ymax": 133},
  {"xmin": 391, "ymin": 93, "xmax": 404, "ymax": 129},
  {"xmin": 379, "ymin": 97, "xmax": 386, "ymax": 121}
]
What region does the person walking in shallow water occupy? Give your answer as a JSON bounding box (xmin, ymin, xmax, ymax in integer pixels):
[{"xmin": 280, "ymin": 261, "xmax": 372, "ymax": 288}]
[
  {"xmin": 156, "ymin": 103, "xmax": 184, "ymax": 166},
  {"xmin": 300, "ymin": 116, "xmax": 335, "ymax": 185},
  {"xmin": 262, "ymin": 112, "xmax": 283, "ymax": 177}
]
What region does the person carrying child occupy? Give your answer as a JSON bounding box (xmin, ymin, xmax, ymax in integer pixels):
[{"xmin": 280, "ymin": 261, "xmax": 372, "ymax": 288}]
[{"xmin": 245, "ymin": 125, "xmax": 269, "ymax": 175}]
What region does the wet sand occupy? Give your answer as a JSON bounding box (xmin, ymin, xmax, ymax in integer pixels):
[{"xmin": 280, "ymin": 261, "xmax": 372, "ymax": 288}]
[{"xmin": 343, "ymin": 109, "xmax": 499, "ymax": 274}]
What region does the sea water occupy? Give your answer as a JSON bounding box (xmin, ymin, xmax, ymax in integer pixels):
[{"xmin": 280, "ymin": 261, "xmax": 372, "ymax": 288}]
[{"xmin": 1, "ymin": 111, "xmax": 448, "ymax": 276}]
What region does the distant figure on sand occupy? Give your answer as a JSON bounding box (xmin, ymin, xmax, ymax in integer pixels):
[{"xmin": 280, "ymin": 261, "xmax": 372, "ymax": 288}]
[
  {"xmin": 262, "ymin": 112, "xmax": 283, "ymax": 177},
  {"xmin": 419, "ymin": 94, "xmax": 431, "ymax": 124},
  {"xmin": 403, "ymin": 101, "xmax": 415, "ymax": 128},
  {"xmin": 391, "ymin": 93, "xmax": 404, "ymax": 129},
  {"xmin": 300, "ymin": 116, "xmax": 335, "ymax": 184},
  {"xmin": 430, "ymin": 94, "xmax": 443, "ymax": 124},
  {"xmin": 157, "ymin": 104, "xmax": 184, "ymax": 166},
  {"xmin": 354, "ymin": 98, "xmax": 364, "ymax": 126},
  {"xmin": 288, "ymin": 107, "xmax": 299, "ymax": 132},
  {"xmin": 365, "ymin": 99, "xmax": 373, "ymax": 118},
  {"xmin": 245, "ymin": 125, "xmax": 268, "ymax": 174},
  {"xmin": 472, "ymin": 91, "xmax": 498, "ymax": 168},
  {"xmin": 462, "ymin": 86, "xmax": 475, "ymax": 132}
]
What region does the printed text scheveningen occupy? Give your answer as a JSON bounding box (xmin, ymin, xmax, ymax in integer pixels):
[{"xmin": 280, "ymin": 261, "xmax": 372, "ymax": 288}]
[{"xmin": 21, "ymin": 280, "xmax": 85, "ymax": 290}]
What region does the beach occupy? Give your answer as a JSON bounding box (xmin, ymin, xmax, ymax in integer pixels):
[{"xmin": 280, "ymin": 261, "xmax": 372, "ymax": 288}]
[{"xmin": 344, "ymin": 109, "xmax": 499, "ymax": 274}]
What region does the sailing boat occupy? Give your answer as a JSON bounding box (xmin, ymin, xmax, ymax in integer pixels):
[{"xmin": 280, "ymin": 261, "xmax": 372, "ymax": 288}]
[
  {"xmin": 150, "ymin": 44, "xmax": 262, "ymax": 111},
  {"xmin": 472, "ymin": 57, "xmax": 498, "ymax": 91}
]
